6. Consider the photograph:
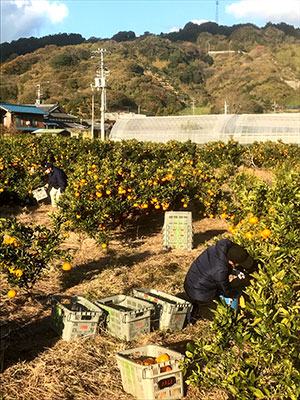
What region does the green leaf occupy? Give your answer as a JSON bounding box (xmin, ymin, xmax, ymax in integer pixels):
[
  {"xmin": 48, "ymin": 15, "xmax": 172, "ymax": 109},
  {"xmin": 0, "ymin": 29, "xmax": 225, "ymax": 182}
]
[{"xmin": 249, "ymin": 387, "xmax": 265, "ymax": 398}]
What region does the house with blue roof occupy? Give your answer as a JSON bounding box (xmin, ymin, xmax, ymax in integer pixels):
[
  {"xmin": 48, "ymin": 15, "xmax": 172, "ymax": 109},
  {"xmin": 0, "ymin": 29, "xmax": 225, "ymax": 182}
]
[{"xmin": 0, "ymin": 103, "xmax": 46, "ymax": 133}]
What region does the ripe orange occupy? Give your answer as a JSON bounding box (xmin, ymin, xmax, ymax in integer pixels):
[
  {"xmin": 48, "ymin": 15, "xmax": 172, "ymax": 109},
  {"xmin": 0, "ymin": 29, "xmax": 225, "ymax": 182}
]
[
  {"xmin": 143, "ymin": 357, "xmax": 156, "ymax": 365},
  {"xmin": 261, "ymin": 229, "xmax": 271, "ymax": 239},
  {"xmin": 101, "ymin": 243, "xmax": 107, "ymax": 249},
  {"xmin": 249, "ymin": 216, "xmax": 258, "ymax": 224},
  {"xmin": 160, "ymin": 366, "xmax": 172, "ymax": 373},
  {"xmin": 245, "ymin": 231, "xmax": 253, "ymax": 239},
  {"xmin": 15, "ymin": 269, "xmax": 23, "ymax": 277},
  {"xmin": 62, "ymin": 262, "xmax": 72, "ymax": 271},
  {"xmin": 155, "ymin": 353, "xmax": 170, "ymax": 363},
  {"xmin": 7, "ymin": 289, "xmax": 16, "ymax": 298}
]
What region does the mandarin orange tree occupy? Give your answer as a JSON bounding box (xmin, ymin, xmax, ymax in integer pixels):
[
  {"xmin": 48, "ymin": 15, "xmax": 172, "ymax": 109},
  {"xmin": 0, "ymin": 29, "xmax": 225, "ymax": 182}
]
[
  {"xmin": 0, "ymin": 214, "xmax": 72, "ymax": 293},
  {"xmin": 0, "ymin": 136, "xmax": 299, "ymax": 206},
  {"xmin": 182, "ymin": 168, "xmax": 300, "ymax": 399},
  {"xmin": 57, "ymin": 143, "xmax": 224, "ymax": 245}
]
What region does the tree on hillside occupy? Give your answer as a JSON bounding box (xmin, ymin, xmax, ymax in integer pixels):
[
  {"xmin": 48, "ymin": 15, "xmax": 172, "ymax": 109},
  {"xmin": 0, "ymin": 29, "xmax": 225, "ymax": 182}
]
[{"xmin": 111, "ymin": 31, "xmax": 136, "ymax": 42}]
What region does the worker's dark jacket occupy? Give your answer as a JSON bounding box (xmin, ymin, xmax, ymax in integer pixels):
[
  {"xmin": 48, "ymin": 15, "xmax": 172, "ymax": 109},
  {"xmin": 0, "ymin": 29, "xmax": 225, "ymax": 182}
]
[
  {"xmin": 184, "ymin": 239, "xmax": 239, "ymax": 302},
  {"xmin": 48, "ymin": 167, "xmax": 68, "ymax": 193}
]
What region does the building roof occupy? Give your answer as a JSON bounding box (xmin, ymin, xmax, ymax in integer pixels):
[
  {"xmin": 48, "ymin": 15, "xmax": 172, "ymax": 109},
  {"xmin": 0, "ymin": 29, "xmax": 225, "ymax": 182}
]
[
  {"xmin": 16, "ymin": 126, "xmax": 37, "ymax": 131},
  {"xmin": 32, "ymin": 129, "xmax": 68, "ymax": 134},
  {"xmin": 0, "ymin": 103, "xmax": 46, "ymax": 115},
  {"xmin": 36, "ymin": 104, "xmax": 58, "ymax": 113},
  {"xmin": 45, "ymin": 111, "xmax": 77, "ymax": 120}
]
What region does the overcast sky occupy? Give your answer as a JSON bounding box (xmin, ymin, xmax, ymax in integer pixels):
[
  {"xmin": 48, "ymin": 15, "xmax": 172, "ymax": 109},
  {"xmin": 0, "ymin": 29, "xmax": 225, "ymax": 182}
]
[{"xmin": 1, "ymin": 0, "xmax": 299, "ymax": 43}]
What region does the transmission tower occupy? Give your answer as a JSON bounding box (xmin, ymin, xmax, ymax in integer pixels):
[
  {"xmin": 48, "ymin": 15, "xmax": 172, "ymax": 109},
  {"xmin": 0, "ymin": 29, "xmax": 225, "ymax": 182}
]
[{"xmin": 215, "ymin": 0, "xmax": 219, "ymax": 25}]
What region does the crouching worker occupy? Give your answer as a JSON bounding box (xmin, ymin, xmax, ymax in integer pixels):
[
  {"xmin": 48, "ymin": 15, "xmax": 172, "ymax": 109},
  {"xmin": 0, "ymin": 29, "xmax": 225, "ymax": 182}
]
[
  {"xmin": 184, "ymin": 239, "xmax": 255, "ymax": 317},
  {"xmin": 44, "ymin": 162, "xmax": 68, "ymax": 207}
]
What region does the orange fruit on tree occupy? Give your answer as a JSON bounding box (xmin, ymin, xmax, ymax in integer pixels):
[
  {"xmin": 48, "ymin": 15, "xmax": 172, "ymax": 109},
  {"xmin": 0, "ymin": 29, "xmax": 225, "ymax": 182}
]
[
  {"xmin": 245, "ymin": 231, "xmax": 253, "ymax": 239},
  {"xmin": 7, "ymin": 289, "xmax": 16, "ymax": 298},
  {"xmin": 155, "ymin": 353, "xmax": 170, "ymax": 363},
  {"xmin": 249, "ymin": 216, "xmax": 258, "ymax": 224},
  {"xmin": 62, "ymin": 262, "xmax": 72, "ymax": 271},
  {"xmin": 261, "ymin": 229, "xmax": 271, "ymax": 239}
]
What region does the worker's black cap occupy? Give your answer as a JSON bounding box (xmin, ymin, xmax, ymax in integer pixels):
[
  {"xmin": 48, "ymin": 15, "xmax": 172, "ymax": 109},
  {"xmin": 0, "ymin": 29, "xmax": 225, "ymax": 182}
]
[{"xmin": 226, "ymin": 244, "xmax": 254, "ymax": 271}]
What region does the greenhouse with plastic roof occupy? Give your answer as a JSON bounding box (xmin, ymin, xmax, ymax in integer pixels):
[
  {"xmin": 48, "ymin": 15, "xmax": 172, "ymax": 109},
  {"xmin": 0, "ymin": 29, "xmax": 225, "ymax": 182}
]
[{"xmin": 109, "ymin": 113, "xmax": 300, "ymax": 144}]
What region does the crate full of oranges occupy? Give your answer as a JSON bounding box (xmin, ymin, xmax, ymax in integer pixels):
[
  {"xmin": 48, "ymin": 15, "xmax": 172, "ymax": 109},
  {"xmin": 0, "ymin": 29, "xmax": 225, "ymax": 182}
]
[{"xmin": 116, "ymin": 345, "xmax": 184, "ymax": 399}]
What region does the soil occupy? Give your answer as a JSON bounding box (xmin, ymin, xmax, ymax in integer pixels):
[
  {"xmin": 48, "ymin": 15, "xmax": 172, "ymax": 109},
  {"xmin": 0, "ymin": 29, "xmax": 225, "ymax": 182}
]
[{"xmin": 0, "ymin": 204, "xmax": 230, "ymax": 400}]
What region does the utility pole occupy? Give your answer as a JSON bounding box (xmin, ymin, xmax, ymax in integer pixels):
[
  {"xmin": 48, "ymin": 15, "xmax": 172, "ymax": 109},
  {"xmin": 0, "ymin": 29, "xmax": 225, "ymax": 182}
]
[
  {"xmin": 91, "ymin": 48, "xmax": 109, "ymax": 140},
  {"xmin": 224, "ymin": 101, "xmax": 228, "ymax": 114},
  {"xmin": 36, "ymin": 84, "xmax": 41, "ymax": 105},
  {"xmin": 90, "ymin": 84, "xmax": 95, "ymax": 138},
  {"xmin": 191, "ymin": 98, "xmax": 195, "ymax": 115},
  {"xmin": 272, "ymin": 101, "xmax": 277, "ymax": 113}
]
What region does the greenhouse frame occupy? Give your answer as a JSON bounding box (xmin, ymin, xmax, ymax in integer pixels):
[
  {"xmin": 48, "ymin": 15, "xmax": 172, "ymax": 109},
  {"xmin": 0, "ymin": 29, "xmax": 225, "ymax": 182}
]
[{"xmin": 109, "ymin": 113, "xmax": 300, "ymax": 144}]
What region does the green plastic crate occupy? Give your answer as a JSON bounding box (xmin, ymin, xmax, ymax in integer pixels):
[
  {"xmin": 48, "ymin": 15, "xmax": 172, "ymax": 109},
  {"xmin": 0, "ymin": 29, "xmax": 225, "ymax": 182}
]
[
  {"xmin": 116, "ymin": 344, "xmax": 184, "ymax": 399},
  {"xmin": 50, "ymin": 295, "xmax": 103, "ymax": 341},
  {"xmin": 132, "ymin": 288, "xmax": 193, "ymax": 331},
  {"xmin": 0, "ymin": 321, "xmax": 9, "ymax": 373},
  {"xmin": 94, "ymin": 295, "xmax": 154, "ymax": 341}
]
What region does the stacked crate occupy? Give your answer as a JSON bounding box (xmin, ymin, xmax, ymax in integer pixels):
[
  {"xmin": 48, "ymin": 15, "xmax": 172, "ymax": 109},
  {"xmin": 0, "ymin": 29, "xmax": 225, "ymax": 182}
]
[
  {"xmin": 94, "ymin": 295, "xmax": 155, "ymax": 341},
  {"xmin": 132, "ymin": 288, "xmax": 192, "ymax": 332},
  {"xmin": 163, "ymin": 211, "xmax": 193, "ymax": 250}
]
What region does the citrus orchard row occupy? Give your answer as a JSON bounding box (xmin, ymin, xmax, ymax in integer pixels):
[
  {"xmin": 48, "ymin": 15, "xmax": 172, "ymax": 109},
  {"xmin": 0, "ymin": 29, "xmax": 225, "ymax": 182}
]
[
  {"xmin": 183, "ymin": 167, "xmax": 300, "ymax": 399},
  {"xmin": 0, "ymin": 136, "xmax": 299, "ymax": 399}
]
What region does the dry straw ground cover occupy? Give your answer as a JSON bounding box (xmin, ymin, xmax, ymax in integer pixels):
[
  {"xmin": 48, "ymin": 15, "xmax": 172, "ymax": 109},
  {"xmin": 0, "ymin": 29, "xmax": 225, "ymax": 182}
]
[{"xmin": 0, "ymin": 203, "xmax": 229, "ymax": 400}]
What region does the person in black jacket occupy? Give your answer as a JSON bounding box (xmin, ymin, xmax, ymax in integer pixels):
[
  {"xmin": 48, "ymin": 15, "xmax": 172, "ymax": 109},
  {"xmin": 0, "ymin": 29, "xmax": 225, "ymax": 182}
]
[
  {"xmin": 184, "ymin": 239, "xmax": 254, "ymax": 304},
  {"xmin": 44, "ymin": 162, "xmax": 68, "ymax": 207}
]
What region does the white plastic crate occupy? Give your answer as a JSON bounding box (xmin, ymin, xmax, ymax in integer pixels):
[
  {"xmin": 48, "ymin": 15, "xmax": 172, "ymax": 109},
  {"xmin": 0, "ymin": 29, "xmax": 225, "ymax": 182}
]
[
  {"xmin": 94, "ymin": 295, "xmax": 155, "ymax": 341},
  {"xmin": 132, "ymin": 288, "xmax": 193, "ymax": 331},
  {"xmin": 164, "ymin": 211, "xmax": 192, "ymax": 225},
  {"xmin": 163, "ymin": 212, "xmax": 193, "ymax": 250},
  {"xmin": 50, "ymin": 295, "xmax": 103, "ymax": 341},
  {"xmin": 32, "ymin": 186, "xmax": 48, "ymax": 201},
  {"xmin": 116, "ymin": 344, "xmax": 184, "ymax": 399}
]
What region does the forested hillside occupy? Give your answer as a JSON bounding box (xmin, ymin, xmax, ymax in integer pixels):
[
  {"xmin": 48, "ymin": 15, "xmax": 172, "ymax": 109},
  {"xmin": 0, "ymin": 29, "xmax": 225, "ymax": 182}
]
[{"xmin": 1, "ymin": 23, "xmax": 299, "ymax": 116}]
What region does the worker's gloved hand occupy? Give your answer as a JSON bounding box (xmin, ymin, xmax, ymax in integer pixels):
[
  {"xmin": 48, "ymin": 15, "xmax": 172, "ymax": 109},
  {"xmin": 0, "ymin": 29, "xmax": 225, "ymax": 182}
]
[
  {"xmin": 237, "ymin": 272, "xmax": 245, "ymax": 280},
  {"xmin": 232, "ymin": 269, "xmax": 246, "ymax": 280}
]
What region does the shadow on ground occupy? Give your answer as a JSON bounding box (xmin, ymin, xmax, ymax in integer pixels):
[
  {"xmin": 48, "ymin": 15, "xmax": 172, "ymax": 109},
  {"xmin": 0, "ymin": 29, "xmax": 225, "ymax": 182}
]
[
  {"xmin": 193, "ymin": 229, "xmax": 227, "ymax": 247},
  {"xmin": 59, "ymin": 250, "xmax": 153, "ymax": 291},
  {"xmin": 115, "ymin": 211, "xmax": 165, "ymax": 246},
  {"xmin": 3, "ymin": 313, "xmax": 59, "ymax": 371}
]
